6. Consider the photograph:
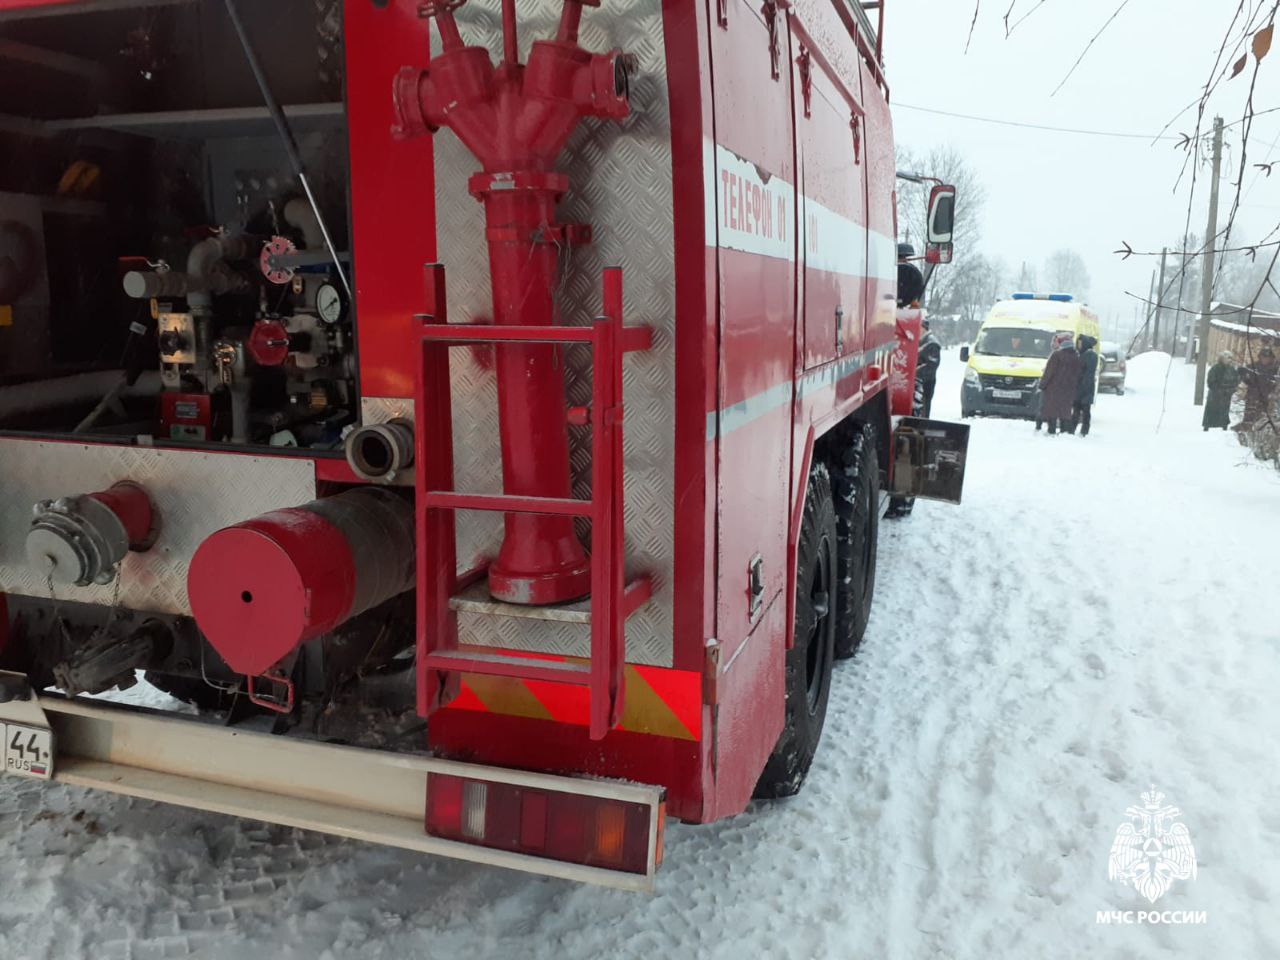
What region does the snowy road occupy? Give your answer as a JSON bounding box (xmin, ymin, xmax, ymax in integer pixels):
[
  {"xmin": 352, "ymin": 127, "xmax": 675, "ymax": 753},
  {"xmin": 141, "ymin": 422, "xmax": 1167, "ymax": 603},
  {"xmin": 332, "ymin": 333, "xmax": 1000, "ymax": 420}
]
[{"xmin": 3, "ymin": 351, "xmax": 1279, "ymax": 960}]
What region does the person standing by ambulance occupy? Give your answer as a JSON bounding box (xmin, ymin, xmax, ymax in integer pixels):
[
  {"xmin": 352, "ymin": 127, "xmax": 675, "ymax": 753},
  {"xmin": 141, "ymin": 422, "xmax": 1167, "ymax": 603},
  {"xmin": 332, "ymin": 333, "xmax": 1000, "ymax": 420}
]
[
  {"xmin": 1037, "ymin": 334, "xmax": 1082, "ymax": 435},
  {"xmin": 1071, "ymin": 335, "xmax": 1099, "ymax": 436}
]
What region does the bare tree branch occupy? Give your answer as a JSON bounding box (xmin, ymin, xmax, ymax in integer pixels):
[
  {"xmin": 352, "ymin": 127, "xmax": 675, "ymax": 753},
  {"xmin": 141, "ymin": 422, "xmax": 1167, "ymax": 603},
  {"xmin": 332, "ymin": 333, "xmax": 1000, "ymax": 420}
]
[
  {"xmin": 965, "ymin": 0, "xmax": 981, "ymax": 54},
  {"xmin": 1006, "ymin": 0, "xmax": 1050, "ymax": 36},
  {"xmin": 1050, "ymin": 0, "xmax": 1135, "ymax": 96}
]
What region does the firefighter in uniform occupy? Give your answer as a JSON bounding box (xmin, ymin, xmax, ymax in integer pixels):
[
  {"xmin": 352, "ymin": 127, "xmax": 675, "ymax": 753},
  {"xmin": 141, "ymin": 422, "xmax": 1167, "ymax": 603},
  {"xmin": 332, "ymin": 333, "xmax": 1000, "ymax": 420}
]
[{"xmin": 916, "ymin": 319, "xmax": 942, "ymax": 417}]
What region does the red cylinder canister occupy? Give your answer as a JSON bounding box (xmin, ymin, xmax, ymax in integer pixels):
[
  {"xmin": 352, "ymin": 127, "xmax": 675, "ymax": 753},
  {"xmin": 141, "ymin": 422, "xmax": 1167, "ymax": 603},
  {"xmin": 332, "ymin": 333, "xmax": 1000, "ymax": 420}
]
[{"xmin": 187, "ymin": 488, "xmax": 414, "ymax": 676}]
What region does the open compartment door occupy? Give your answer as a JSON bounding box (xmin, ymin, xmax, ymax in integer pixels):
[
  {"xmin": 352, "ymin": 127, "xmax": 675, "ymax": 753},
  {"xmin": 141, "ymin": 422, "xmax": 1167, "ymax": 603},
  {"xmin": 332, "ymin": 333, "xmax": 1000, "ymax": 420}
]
[{"xmin": 890, "ymin": 417, "xmax": 970, "ymax": 504}]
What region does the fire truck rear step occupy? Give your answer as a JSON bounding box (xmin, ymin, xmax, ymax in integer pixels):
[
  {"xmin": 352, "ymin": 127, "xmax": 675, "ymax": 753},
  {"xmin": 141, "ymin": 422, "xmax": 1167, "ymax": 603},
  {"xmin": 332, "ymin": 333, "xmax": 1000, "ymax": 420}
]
[
  {"xmin": 0, "ymin": 679, "xmax": 663, "ymax": 891},
  {"xmin": 448, "ymin": 577, "xmax": 653, "ymax": 624},
  {"xmin": 423, "ymin": 649, "xmax": 592, "ymax": 683}
]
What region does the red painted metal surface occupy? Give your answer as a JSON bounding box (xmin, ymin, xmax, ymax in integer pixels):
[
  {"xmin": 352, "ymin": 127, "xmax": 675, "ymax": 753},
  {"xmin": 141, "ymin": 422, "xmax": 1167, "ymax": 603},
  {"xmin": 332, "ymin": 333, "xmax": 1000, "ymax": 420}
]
[
  {"xmin": 662, "ymin": 0, "xmax": 717, "ymax": 679},
  {"xmin": 414, "ymin": 264, "xmax": 458, "ymax": 719},
  {"xmin": 188, "ymin": 508, "xmax": 355, "ymax": 676},
  {"xmin": 86, "ymin": 482, "xmax": 155, "ymax": 550},
  {"xmin": 423, "ymin": 491, "xmax": 592, "ymax": 518},
  {"xmin": 313, "ymin": 457, "xmax": 363, "ymax": 485},
  {"xmin": 706, "ymin": 587, "xmax": 786, "ymax": 820},
  {"xmin": 892, "ymin": 309, "xmax": 924, "ymax": 416},
  {"xmin": 431, "ymin": 707, "xmax": 704, "ymax": 823},
  {"xmin": 708, "ymin": 0, "xmax": 797, "ymax": 679},
  {"xmin": 394, "ymin": 0, "xmax": 631, "ymax": 605},
  {"xmin": 0, "ymin": 0, "xmax": 77, "ymax": 9},
  {"xmin": 344, "ymin": 0, "xmax": 437, "ymax": 399}
]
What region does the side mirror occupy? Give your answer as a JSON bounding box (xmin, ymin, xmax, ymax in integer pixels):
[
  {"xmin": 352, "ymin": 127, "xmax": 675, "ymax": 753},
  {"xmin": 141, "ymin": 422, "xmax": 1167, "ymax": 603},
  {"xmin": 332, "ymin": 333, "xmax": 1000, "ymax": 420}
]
[
  {"xmin": 926, "ymin": 184, "xmax": 956, "ymax": 265},
  {"xmin": 927, "ymin": 184, "xmax": 956, "ymax": 244},
  {"xmin": 959, "ymin": 346, "xmax": 970, "ymax": 362}
]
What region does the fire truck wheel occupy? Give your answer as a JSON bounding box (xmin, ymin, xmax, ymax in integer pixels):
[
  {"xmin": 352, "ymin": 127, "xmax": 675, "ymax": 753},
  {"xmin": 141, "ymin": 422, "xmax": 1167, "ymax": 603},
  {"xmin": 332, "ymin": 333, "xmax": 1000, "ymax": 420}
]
[
  {"xmin": 832, "ymin": 423, "xmax": 879, "ymax": 660},
  {"xmin": 144, "ymin": 671, "xmax": 234, "ymax": 712},
  {"xmin": 753, "ymin": 462, "xmax": 837, "ymax": 800}
]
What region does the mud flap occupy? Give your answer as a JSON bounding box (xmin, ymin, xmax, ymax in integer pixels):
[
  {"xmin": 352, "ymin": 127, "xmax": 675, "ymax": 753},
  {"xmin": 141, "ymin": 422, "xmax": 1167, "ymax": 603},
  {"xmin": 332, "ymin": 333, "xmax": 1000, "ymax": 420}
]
[{"xmin": 889, "ymin": 417, "xmax": 970, "ymax": 504}]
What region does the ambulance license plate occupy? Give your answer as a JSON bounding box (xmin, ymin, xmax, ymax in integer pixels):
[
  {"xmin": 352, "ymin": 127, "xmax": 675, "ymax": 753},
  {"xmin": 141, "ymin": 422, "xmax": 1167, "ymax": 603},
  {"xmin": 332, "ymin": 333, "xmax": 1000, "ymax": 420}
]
[
  {"xmin": 991, "ymin": 388, "xmax": 1023, "ymax": 399},
  {"xmin": 2, "ymin": 723, "xmax": 53, "ymax": 780}
]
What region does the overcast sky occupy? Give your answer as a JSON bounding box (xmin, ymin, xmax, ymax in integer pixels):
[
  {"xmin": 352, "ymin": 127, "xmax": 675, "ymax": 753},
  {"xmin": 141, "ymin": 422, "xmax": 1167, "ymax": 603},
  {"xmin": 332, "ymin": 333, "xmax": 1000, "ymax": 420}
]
[{"xmin": 883, "ymin": 0, "xmax": 1280, "ymax": 341}]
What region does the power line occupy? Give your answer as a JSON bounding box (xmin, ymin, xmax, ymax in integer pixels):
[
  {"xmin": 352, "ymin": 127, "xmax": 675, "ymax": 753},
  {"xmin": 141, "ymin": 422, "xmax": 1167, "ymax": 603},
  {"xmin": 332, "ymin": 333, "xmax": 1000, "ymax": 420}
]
[
  {"xmin": 894, "ymin": 101, "xmax": 1280, "ymax": 142},
  {"xmin": 894, "ymin": 101, "xmax": 1180, "ymax": 139}
]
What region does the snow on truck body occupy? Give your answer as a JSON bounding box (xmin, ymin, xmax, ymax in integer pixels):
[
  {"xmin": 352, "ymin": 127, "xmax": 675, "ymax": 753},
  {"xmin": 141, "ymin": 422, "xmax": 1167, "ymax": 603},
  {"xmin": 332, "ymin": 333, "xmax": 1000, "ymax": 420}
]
[{"xmin": 0, "ymin": 0, "xmax": 964, "ymax": 885}]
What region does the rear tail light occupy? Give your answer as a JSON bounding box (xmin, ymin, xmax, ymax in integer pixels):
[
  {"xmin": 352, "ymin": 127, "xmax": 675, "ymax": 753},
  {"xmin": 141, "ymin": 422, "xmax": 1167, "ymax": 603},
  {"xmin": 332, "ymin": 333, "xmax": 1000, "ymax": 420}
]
[{"xmin": 426, "ymin": 773, "xmax": 662, "ymax": 875}]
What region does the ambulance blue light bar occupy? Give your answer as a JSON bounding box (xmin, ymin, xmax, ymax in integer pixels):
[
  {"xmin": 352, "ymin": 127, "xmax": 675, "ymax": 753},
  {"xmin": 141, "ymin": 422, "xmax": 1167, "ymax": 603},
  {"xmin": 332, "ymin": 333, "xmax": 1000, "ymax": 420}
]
[{"xmin": 1011, "ymin": 292, "xmax": 1074, "ymax": 302}]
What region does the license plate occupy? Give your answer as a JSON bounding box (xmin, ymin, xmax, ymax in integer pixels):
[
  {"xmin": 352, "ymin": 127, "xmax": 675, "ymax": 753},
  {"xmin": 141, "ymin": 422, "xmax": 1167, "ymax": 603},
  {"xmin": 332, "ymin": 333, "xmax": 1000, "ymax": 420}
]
[
  {"xmin": 2, "ymin": 722, "xmax": 53, "ymax": 780},
  {"xmin": 991, "ymin": 388, "xmax": 1023, "ymax": 399}
]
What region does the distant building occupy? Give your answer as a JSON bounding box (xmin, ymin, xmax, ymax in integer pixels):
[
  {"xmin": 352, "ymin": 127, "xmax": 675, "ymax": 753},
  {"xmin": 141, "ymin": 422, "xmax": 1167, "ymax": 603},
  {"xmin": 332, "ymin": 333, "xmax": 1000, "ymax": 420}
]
[{"xmin": 1204, "ymin": 302, "xmax": 1280, "ymax": 362}]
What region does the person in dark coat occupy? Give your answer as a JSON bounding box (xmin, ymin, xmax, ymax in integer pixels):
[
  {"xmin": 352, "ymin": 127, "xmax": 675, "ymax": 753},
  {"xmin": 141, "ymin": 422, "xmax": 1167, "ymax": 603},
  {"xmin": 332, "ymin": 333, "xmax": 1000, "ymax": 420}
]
[
  {"xmin": 1071, "ymin": 335, "xmax": 1099, "ymax": 436},
  {"xmin": 1037, "ymin": 335, "xmax": 1082, "ymax": 435},
  {"xmin": 1203, "ymin": 351, "xmax": 1239, "ymax": 431},
  {"xmin": 897, "ymin": 243, "xmax": 926, "ymax": 308},
  {"xmin": 916, "ymin": 319, "xmax": 942, "ymax": 416},
  {"xmin": 1236, "ymin": 346, "xmax": 1278, "ymax": 430}
]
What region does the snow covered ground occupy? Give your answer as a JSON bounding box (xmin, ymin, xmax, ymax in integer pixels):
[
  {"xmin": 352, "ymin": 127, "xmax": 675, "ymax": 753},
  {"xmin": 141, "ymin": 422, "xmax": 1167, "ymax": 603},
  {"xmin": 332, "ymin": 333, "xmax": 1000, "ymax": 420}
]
[{"xmin": 3, "ymin": 350, "xmax": 1279, "ymax": 960}]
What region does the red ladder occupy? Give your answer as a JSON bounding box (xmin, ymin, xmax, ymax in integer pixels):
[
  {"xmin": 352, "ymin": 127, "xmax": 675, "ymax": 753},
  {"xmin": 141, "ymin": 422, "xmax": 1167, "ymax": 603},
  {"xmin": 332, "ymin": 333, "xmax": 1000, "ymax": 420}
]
[{"xmin": 413, "ymin": 263, "xmax": 653, "ymax": 740}]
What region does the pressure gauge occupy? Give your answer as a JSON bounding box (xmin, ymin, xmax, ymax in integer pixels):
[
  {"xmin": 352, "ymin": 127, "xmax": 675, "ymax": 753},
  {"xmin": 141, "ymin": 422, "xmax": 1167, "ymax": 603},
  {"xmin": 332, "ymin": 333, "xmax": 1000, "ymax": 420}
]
[{"xmin": 317, "ymin": 281, "xmax": 348, "ymax": 325}]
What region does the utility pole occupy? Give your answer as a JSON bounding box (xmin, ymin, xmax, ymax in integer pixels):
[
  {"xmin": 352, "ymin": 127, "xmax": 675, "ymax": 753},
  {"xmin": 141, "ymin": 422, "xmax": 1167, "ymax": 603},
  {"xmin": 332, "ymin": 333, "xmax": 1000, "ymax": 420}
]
[
  {"xmin": 1194, "ymin": 116, "xmax": 1224, "ymax": 405},
  {"xmin": 1153, "ymin": 247, "xmax": 1168, "ymax": 353},
  {"xmin": 1152, "ymin": 271, "xmax": 1162, "ymax": 353}
]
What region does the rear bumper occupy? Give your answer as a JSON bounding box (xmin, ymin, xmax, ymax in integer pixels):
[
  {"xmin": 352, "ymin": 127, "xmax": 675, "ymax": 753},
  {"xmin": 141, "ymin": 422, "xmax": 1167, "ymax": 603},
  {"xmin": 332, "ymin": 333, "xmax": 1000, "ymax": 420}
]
[
  {"xmin": 961, "ymin": 381, "xmax": 1041, "ymax": 418},
  {"xmin": 0, "ymin": 673, "xmax": 665, "ymax": 890}
]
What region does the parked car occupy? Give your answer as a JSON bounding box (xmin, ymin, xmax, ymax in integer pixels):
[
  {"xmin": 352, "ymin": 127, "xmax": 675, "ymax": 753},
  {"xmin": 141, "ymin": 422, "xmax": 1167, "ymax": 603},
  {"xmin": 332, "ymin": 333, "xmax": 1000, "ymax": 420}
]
[{"xmin": 1099, "ymin": 341, "xmax": 1127, "ymax": 394}]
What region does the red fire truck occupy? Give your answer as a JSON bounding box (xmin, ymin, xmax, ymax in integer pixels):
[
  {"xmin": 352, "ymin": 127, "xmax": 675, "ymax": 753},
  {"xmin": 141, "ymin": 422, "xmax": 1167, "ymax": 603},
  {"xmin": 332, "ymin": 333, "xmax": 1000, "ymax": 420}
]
[{"xmin": 0, "ymin": 0, "xmax": 966, "ymax": 889}]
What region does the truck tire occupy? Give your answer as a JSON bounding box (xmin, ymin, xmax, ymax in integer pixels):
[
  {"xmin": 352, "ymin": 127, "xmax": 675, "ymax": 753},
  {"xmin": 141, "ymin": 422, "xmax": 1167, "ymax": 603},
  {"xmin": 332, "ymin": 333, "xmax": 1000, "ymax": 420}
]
[
  {"xmin": 753, "ymin": 462, "xmax": 837, "ymax": 799},
  {"xmin": 832, "ymin": 424, "xmax": 879, "ymax": 658}
]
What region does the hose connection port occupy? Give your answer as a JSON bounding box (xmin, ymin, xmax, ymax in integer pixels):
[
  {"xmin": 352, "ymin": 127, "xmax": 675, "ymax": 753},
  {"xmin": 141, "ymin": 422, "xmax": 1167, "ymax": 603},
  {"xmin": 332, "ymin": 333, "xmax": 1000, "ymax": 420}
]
[{"xmin": 344, "ymin": 418, "xmax": 415, "ymax": 483}]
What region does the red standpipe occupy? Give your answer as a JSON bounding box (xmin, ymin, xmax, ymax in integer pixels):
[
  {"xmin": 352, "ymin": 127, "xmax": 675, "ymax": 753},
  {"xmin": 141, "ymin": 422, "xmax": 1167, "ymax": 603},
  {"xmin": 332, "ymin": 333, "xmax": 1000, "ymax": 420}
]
[{"xmin": 394, "ymin": 0, "xmax": 631, "ymax": 605}]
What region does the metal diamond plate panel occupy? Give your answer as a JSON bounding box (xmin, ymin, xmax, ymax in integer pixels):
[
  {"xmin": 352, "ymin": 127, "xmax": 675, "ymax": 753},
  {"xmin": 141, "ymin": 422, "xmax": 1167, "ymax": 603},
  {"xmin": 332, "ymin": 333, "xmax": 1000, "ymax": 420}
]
[
  {"xmin": 426, "ymin": 0, "xmax": 675, "ymax": 666},
  {"xmin": 0, "ymin": 440, "xmax": 316, "ymax": 615},
  {"xmin": 360, "ymin": 397, "xmax": 414, "ymax": 425}
]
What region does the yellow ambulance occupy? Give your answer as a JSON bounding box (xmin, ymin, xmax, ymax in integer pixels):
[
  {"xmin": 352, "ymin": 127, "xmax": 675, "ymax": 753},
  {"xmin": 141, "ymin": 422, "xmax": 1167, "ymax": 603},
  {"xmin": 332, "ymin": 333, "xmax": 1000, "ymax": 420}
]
[{"xmin": 959, "ymin": 293, "xmax": 1102, "ymax": 418}]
